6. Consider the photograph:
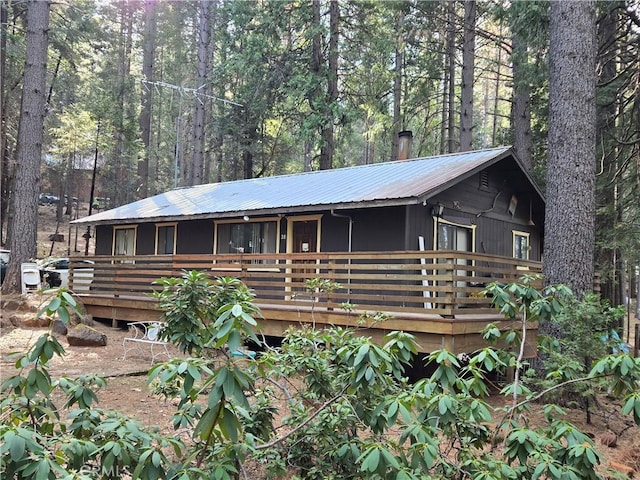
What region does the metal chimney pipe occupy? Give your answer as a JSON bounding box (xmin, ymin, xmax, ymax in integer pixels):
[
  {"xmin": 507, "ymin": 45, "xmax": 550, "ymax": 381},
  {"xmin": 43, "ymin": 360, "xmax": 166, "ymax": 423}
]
[{"xmin": 397, "ymin": 130, "xmax": 413, "ymax": 160}]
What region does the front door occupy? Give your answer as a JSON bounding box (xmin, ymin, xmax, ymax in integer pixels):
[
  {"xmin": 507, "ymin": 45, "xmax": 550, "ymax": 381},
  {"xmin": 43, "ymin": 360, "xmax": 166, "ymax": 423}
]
[
  {"xmin": 292, "ymin": 220, "xmax": 318, "ymax": 254},
  {"xmin": 287, "ymin": 216, "xmax": 321, "ymax": 295}
]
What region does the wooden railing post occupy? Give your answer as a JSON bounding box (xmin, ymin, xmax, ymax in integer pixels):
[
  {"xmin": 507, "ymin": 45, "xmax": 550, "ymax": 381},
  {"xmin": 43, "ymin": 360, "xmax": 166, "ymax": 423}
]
[
  {"xmin": 444, "ymin": 254, "xmax": 456, "ymax": 317},
  {"xmin": 240, "ymin": 254, "xmax": 247, "ymax": 282},
  {"xmin": 326, "ymin": 257, "xmax": 336, "ymax": 310}
]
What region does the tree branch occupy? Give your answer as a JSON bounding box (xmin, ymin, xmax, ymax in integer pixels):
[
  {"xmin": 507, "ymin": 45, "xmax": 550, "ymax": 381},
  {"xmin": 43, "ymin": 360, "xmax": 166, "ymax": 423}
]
[
  {"xmin": 255, "ymin": 387, "xmax": 347, "ymax": 450},
  {"xmin": 492, "ymin": 372, "xmax": 612, "ymax": 446}
]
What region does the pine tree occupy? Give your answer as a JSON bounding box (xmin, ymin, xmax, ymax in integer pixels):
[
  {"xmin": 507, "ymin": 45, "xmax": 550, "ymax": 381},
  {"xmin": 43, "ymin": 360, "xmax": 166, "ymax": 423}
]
[
  {"xmin": 2, "ymin": 0, "xmax": 50, "ymax": 294},
  {"xmin": 543, "ymin": 1, "xmax": 597, "ymax": 299}
]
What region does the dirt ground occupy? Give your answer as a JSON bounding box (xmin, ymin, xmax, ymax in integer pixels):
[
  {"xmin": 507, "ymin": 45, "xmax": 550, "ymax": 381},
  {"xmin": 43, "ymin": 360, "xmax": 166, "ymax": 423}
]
[{"xmin": 0, "ymin": 297, "xmax": 185, "ymax": 421}]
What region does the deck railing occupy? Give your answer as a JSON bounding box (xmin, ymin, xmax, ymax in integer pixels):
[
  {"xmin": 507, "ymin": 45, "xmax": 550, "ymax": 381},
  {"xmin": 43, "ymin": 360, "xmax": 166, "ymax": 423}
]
[{"xmin": 69, "ymin": 251, "xmax": 542, "ymax": 318}]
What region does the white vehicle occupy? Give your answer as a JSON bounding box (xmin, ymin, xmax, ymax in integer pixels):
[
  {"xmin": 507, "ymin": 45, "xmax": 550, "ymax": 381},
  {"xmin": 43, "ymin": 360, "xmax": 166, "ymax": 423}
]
[
  {"xmin": 40, "ymin": 258, "xmax": 94, "ymax": 291},
  {"xmin": 1, "ymin": 249, "xmax": 9, "ymax": 285}
]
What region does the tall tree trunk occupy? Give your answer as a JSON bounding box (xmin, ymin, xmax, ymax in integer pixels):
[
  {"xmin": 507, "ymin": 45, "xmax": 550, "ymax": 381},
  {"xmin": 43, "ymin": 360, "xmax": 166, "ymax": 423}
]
[
  {"xmin": 211, "ymin": 118, "xmax": 223, "ymax": 183},
  {"xmin": 2, "ymin": 0, "xmax": 50, "ymax": 294},
  {"xmin": 440, "ymin": 46, "xmax": 448, "ymax": 155},
  {"xmin": 543, "ymin": 1, "xmax": 597, "ymax": 299},
  {"xmin": 190, "ymin": 0, "xmax": 211, "ymax": 186},
  {"xmin": 113, "ymin": 0, "xmax": 133, "ymax": 206},
  {"xmin": 0, "ymin": 0, "xmax": 8, "ymax": 245},
  {"xmin": 595, "ymin": 2, "xmax": 622, "ymax": 306},
  {"xmin": 392, "ymin": 8, "xmax": 405, "ymax": 161},
  {"xmin": 241, "ymin": 101, "xmax": 256, "ymax": 180},
  {"xmin": 138, "ymin": 0, "xmax": 156, "ymax": 198},
  {"xmin": 446, "ymin": 1, "xmax": 456, "ymax": 153},
  {"xmin": 309, "ymin": 0, "xmax": 322, "ymax": 171},
  {"xmin": 491, "ymin": 41, "xmax": 502, "ymax": 147},
  {"xmin": 319, "ymin": 0, "xmax": 338, "ymax": 171},
  {"xmin": 511, "ymin": 26, "xmax": 533, "ymax": 171},
  {"xmin": 633, "ymin": 33, "xmax": 640, "ymax": 320},
  {"xmin": 211, "ymin": 0, "xmax": 227, "ymax": 183},
  {"xmin": 203, "ymin": 0, "xmax": 216, "ymax": 184},
  {"xmin": 242, "ymin": 147, "xmax": 253, "ymax": 180},
  {"xmin": 459, "ymin": 0, "xmax": 475, "ymax": 152}
]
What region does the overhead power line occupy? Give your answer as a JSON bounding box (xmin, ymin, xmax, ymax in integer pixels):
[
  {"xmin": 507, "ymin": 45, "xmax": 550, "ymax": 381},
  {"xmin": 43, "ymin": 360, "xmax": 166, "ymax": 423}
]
[{"xmin": 141, "ymin": 79, "xmax": 243, "ymax": 108}]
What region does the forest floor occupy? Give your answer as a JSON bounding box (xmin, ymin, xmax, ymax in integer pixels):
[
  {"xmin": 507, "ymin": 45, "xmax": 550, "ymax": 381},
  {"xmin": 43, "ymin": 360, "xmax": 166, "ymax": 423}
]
[{"xmin": 0, "ymin": 207, "xmax": 638, "ymax": 478}]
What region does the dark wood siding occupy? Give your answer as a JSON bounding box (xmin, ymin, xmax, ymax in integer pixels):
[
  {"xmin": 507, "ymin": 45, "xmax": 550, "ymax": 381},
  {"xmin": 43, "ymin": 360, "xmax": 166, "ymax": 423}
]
[
  {"xmin": 95, "ymin": 225, "xmax": 112, "ymax": 255},
  {"xmin": 136, "ymin": 223, "xmax": 155, "ymax": 255},
  {"xmin": 435, "ymin": 168, "xmax": 540, "ymax": 223},
  {"xmin": 405, "ymin": 204, "xmax": 435, "ymax": 250},
  {"xmin": 350, "ymin": 206, "xmax": 406, "ymax": 251},
  {"xmin": 476, "ymin": 216, "xmax": 503, "ymax": 256},
  {"xmin": 177, "ymin": 219, "xmax": 214, "ymax": 254},
  {"xmin": 321, "ymin": 213, "xmax": 350, "ymax": 252},
  {"xmin": 92, "ymin": 203, "xmax": 539, "ymax": 260}
]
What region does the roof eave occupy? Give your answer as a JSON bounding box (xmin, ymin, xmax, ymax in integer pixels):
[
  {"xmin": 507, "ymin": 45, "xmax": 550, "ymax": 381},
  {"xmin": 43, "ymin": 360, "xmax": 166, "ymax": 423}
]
[{"xmin": 71, "ymin": 197, "xmax": 423, "ymax": 227}]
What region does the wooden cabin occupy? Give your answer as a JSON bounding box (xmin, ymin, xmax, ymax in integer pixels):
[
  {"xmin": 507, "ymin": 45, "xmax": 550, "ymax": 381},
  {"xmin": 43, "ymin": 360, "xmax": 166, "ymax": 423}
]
[{"xmin": 70, "ymin": 147, "xmax": 545, "ymax": 357}]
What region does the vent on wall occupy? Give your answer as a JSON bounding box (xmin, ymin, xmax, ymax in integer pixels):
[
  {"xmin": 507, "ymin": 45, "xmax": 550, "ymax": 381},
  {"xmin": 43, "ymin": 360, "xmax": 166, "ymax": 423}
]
[{"xmin": 479, "ymin": 170, "xmax": 489, "ymax": 191}]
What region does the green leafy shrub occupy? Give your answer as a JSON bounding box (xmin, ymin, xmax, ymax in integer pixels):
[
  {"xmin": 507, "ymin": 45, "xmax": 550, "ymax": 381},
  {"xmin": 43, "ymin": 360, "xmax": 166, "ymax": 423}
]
[
  {"xmin": 152, "ymin": 271, "xmax": 260, "ymax": 356},
  {"xmin": 535, "ymin": 293, "xmax": 627, "ymax": 422}
]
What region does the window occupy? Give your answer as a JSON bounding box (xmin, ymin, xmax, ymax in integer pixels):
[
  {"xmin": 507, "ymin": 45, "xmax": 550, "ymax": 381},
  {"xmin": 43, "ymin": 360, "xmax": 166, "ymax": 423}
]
[
  {"xmin": 513, "ymin": 231, "xmax": 530, "ymax": 260},
  {"xmin": 155, "ymin": 224, "xmax": 176, "ymax": 255},
  {"xmin": 113, "ymin": 226, "xmax": 137, "ymax": 256},
  {"xmin": 215, "ymin": 219, "xmax": 278, "ymax": 260},
  {"xmin": 435, "ymin": 220, "xmax": 474, "ymax": 252},
  {"xmin": 433, "ymin": 218, "xmax": 476, "ymax": 300}
]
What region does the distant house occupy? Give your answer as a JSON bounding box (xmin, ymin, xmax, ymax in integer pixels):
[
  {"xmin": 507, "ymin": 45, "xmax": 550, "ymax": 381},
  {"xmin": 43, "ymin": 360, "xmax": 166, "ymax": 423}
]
[{"xmin": 73, "ymin": 146, "xmax": 544, "ymax": 263}]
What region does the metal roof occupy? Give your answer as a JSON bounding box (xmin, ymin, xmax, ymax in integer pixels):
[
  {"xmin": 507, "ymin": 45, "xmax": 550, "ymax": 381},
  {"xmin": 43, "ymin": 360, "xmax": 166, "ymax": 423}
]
[{"xmin": 73, "ymin": 147, "xmax": 524, "ymax": 226}]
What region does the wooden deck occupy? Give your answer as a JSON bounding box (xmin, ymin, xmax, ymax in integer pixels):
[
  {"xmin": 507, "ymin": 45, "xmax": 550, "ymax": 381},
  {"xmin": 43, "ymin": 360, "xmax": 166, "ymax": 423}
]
[{"xmin": 71, "ymin": 251, "xmax": 542, "ymax": 356}]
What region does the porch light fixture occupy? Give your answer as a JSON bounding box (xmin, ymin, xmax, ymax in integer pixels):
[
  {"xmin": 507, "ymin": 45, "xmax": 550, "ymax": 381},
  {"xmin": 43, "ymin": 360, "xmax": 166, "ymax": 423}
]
[
  {"xmin": 243, "ymin": 215, "xmax": 250, "ymax": 221},
  {"xmin": 433, "ymin": 204, "xmax": 445, "ymax": 217}
]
